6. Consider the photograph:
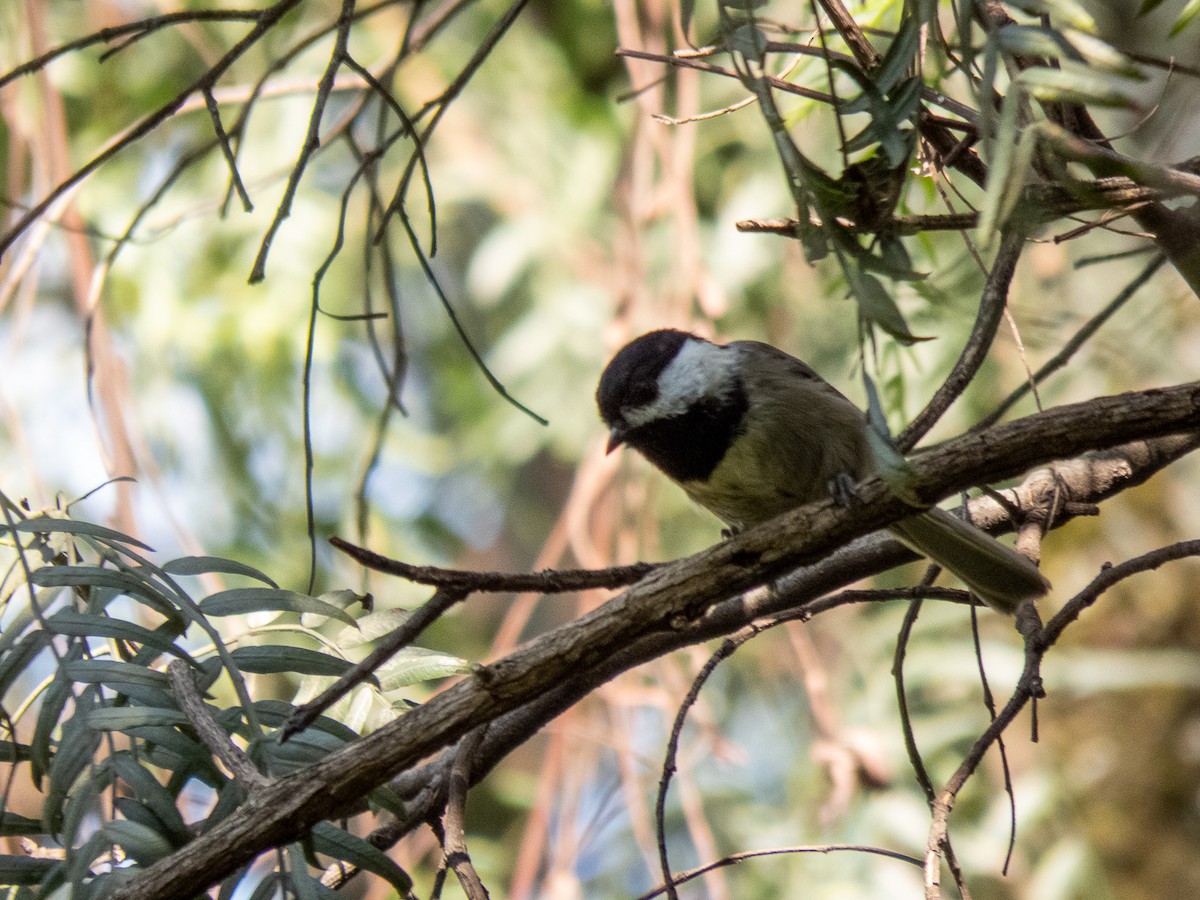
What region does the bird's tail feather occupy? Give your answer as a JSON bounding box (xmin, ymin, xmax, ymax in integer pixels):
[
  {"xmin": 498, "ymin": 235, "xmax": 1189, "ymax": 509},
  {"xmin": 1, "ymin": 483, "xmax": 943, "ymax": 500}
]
[{"xmin": 888, "ymin": 507, "xmax": 1050, "ymax": 615}]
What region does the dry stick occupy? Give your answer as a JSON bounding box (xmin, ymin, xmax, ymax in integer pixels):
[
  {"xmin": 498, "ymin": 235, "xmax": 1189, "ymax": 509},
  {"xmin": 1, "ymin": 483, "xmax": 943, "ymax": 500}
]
[
  {"xmin": 977, "ymin": 252, "xmax": 1169, "ymax": 429},
  {"xmin": 249, "ymin": 0, "xmax": 355, "ymax": 283},
  {"xmin": 0, "ymin": 0, "xmax": 304, "ymax": 259},
  {"xmin": 890, "ymin": 572, "xmax": 971, "ymax": 899},
  {"xmin": 897, "ymin": 229, "xmax": 1023, "ymax": 452},
  {"xmin": 636, "ymin": 844, "xmax": 923, "ymax": 900},
  {"xmin": 735, "ymin": 179, "xmax": 1177, "ymax": 237},
  {"xmin": 167, "ymin": 660, "xmax": 269, "ymax": 792},
  {"xmin": 967, "ymin": 604, "xmax": 1019, "ymax": 877},
  {"xmin": 443, "ymin": 726, "xmax": 491, "ymax": 900},
  {"xmin": 200, "ymin": 87, "xmax": 252, "ymax": 212},
  {"xmin": 108, "ymin": 393, "xmax": 1200, "ymax": 900},
  {"xmin": 654, "ymin": 631, "xmax": 754, "ymax": 900},
  {"xmin": 0, "ymin": 9, "xmax": 262, "ymax": 89},
  {"xmin": 330, "ymin": 535, "xmax": 657, "ymax": 592},
  {"xmin": 282, "ymin": 586, "xmax": 468, "ymax": 741},
  {"xmin": 921, "ymin": 540, "xmax": 1200, "ymax": 898},
  {"xmin": 362, "ymin": 437, "xmax": 1199, "ymax": 869}
]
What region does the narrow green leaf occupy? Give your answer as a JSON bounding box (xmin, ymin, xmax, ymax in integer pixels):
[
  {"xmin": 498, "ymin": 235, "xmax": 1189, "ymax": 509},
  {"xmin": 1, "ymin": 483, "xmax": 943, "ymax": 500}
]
[
  {"xmin": 0, "ymin": 813, "xmax": 44, "ymax": 836},
  {"xmin": 47, "ymin": 611, "xmax": 196, "ymax": 663},
  {"xmin": 874, "ymin": 16, "xmax": 920, "ymax": 94},
  {"xmin": 9, "ymin": 516, "xmax": 154, "ymax": 551},
  {"xmin": 253, "ymin": 700, "xmax": 359, "ymax": 742},
  {"xmin": 162, "ymin": 556, "xmax": 278, "ymax": 587},
  {"xmin": 108, "ymin": 752, "xmax": 190, "ymax": 843},
  {"xmin": 0, "ymin": 854, "xmax": 57, "ymax": 885},
  {"xmin": 29, "ymin": 566, "xmax": 184, "ymax": 623},
  {"xmin": 0, "ymin": 630, "xmax": 52, "ymax": 698},
  {"xmin": 1065, "ymin": 31, "xmax": 1147, "ymax": 79},
  {"xmin": 1018, "ymin": 65, "xmax": 1140, "ymax": 109},
  {"xmin": 0, "ymin": 740, "xmax": 32, "ymax": 763},
  {"xmin": 845, "ymin": 267, "xmax": 930, "ymax": 345},
  {"xmin": 245, "ymin": 872, "xmax": 283, "ymax": 900},
  {"xmin": 978, "ymin": 89, "xmax": 1024, "ymax": 238},
  {"xmin": 311, "ymin": 821, "xmax": 413, "ymax": 894},
  {"xmin": 1170, "ymin": 0, "xmax": 1200, "ymax": 34},
  {"xmin": 63, "ymin": 659, "xmax": 170, "ymax": 690},
  {"xmin": 32, "ymin": 648, "xmax": 82, "ymax": 786},
  {"xmin": 114, "ymin": 798, "xmax": 181, "ymax": 846},
  {"xmin": 102, "ymin": 818, "xmax": 174, "ymax": 866},
  {"xmin": 88, "ymin": 707, "xmax": 190, "ymax": 731},
  {"xmin": 199, "ymin": 589, "xmax": 357, "ymax": 626},
  {"xmin": 230, "ymin": 646, "xmax": 355, "ymax": 677}
]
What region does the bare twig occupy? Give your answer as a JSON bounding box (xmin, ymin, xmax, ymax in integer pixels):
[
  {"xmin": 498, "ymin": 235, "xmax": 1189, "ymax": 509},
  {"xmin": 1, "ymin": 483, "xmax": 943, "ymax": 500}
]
[
  {"xmin": 329, "ymin": 536, "xmax": 658, "ymax": 592},
  {"xmin": 281, "ymin": 586, "xmax": 468, "ymax": 741},
  {"xmin": 978, "ymin": 252, "xmax": 1168, "ymax": 428},
  {"xmin": 249, "ymin": 0, "xmax": 356, "ymax": 282},
  {"xmin": 0, "ymin": 0, "xmax": 305, "ymax": 260},
  {"xmin": 637, "ymin": 843, "xmax": 922, "ymax": 900},
  {"xmin": 167, "ymin": 660, "xmax": 269, "ymax": 792},
  {"xmin": 898, "ymin": 228, "xmax": 1024, "ymax": 451},
  {"xmin": 108, "ymin": 388, "xmax": 1200, "ymax": 900},
  {"xmin": 443, "ymin": 726, "xmax": 491, "ymax": 899}
]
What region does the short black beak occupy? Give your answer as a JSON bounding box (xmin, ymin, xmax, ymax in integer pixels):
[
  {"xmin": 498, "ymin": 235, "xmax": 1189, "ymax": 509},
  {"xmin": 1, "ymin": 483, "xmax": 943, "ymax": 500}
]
[{"xmin": 606, "ymin": 427, "xmax": 625, "ymax": 455}]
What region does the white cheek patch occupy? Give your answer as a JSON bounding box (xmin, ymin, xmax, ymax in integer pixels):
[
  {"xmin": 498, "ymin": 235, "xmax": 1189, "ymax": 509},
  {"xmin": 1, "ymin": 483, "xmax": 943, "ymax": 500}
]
[{"xmin": 622, "ymin": 339, "xmax": 738, "ymax": 428}]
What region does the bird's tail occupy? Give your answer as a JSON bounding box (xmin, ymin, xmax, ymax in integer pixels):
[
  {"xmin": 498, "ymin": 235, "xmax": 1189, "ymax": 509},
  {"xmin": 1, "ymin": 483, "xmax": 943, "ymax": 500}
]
[{"xmin": 888, "ymin": 507, "xmax": 1050, "ymax": 615}]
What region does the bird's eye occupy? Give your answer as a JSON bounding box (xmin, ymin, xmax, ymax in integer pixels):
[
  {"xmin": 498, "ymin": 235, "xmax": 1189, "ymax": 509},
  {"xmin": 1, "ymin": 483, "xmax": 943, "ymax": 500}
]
[{"xmin": 626, "ymin": 382, "xmax": 658, "ymax": 409}]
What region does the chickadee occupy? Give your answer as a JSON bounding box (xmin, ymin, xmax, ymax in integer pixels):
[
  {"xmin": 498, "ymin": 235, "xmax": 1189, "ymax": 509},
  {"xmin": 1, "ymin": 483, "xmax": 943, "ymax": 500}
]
[{"xmin": 596, "ymin": 329, "xmax": 1050, "ymax": 614}]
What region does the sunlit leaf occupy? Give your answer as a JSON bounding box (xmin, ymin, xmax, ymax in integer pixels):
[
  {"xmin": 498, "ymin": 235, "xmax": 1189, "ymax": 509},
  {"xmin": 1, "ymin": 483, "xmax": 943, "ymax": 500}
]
[
  {"xmin": 335, "ymin": 608, "xmax": 409, "ymax": 648},
  {"xmin": 376, "ymin": 647, "xmax": 471, "ymax": 691},
  {"xmin": 1018, "ymin": 65, "xmax": 1141, "ymax": 109},
  {"xmin": 1006, "ymin": 0, "xmax": 1097, "ymax": 34}
]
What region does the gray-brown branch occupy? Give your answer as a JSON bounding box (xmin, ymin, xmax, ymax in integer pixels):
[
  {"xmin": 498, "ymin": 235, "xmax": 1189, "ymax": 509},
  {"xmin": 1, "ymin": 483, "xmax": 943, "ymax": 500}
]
[{"xmin": 110, "ymin": 383, "xmax": 1200, "ymax": 900}]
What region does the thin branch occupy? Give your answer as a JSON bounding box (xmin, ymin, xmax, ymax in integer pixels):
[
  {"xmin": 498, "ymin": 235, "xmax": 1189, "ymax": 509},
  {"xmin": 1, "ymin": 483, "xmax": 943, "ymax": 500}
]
[
  {"xmin": 281, "ymin": 586, "xmax": 468, "ymax": 741},
  {"xmin": 249, "ymin": 0, "xmax": 356, "ymax": 283},
  {"xmin": 109, "ymin": 389, "xmax": 1200, "ymax": 900},
  {"xmin": 978, "ymin": 252, "xmax": 1168, "ymax": 428},
  {"xmin": 0, "ymin": 0, "xmax": 305, "ymax": 260},
  {"xmin": 637, "ymin": 843, "xmax": 923, "ymax": 900},
  {"xmin": 443, "ymin": 726, "xmax": 491, "ymax": 899},
  {"xmin": 655, "ymin": 631, "xmax": 755, "ymax": 900},
  {"xmin": 167, "ymin": 660, "xmax": 269, "ymax": 792},
  {"xmin": 328, "ymin": 536, "xmax": 658, "ymax": 592},
  {"xmin": 898, "ymin": 228, "xmax": 1023, "ymax": 451},
  {"xmin": 201, "ymin": 88, "xmax": 253, "ymax": 212},
  {"xmin": 0, "ymin": 9, "xmax": 263, "ymax": 90}
]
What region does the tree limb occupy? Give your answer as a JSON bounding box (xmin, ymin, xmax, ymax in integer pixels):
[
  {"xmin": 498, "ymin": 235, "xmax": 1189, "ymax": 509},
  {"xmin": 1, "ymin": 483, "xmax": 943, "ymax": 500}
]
[{"xmin": 109, "ymin": 384, "xmax": 1200, "ymax": 900}]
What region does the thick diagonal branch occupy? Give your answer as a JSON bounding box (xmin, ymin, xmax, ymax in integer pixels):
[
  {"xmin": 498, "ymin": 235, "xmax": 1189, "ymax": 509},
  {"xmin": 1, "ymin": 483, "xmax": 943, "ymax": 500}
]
[{"xmin": 111, "ymin": 383, "xmax": 1200, "ymax": 900}]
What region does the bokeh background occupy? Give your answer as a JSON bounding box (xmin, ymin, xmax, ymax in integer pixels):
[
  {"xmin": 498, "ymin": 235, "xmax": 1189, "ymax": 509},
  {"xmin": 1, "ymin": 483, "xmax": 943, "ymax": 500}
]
[{"xmin": 3, "ymin": 1, "xmax": 1200, "ymax": 897}]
